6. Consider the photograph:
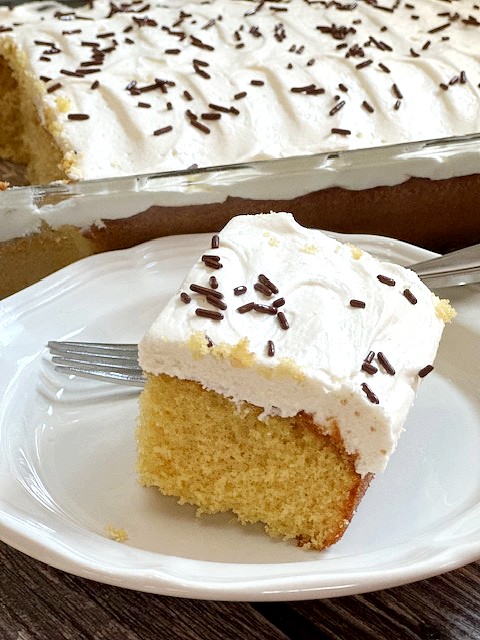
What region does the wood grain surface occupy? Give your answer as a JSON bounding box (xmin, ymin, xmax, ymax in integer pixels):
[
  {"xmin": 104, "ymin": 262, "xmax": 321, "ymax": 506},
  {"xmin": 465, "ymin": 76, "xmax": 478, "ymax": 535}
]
[{"xmin": 1, "ymin": 542, "xmax": 478, "ymax": 640}]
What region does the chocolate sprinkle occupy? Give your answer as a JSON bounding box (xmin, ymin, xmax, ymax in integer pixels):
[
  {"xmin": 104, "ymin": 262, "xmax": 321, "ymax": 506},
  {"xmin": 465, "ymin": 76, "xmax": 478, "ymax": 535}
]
[
  {"xmin": 403, "ymin": 288, "xmax": 417, "ymax": 305},
  {"xmin": 362, "ymin": 362, "xmax": 378, "ymax": 375},
  {"xmin": 254, "ymin": 282, "xmax": 273, "ymax": 297},
  {"xmin": 267, "ymin": 340, "xmax": 275, "ymax": 357},
  {"xmin": 206, "ymin": 295, "xmax": 227, "ymax": 310},
  {"xmin": 190, "ymin": 283, "xmax": 223, "ymax": 299},
  {"xmin": 209, "ymin": 276, "xmax": 218, "ymax": 289},
  {"xmin": 211, "ymin": 234, "xmax": 220, "ymax": 249},
  {"xmin": 350, "ymin": 299, "xmax": 366, "ymax": 308},
  {"xmin": 361, "ymin": 382, "xmax": 379, "ymax": 404},
  {"xmin": 195, "ymin": 308, "xmax": 224, "ymax": 320},
  {"xmin": 277, "ymin": 311, "xmax": 289, "ymax": 329},
  {"xmin": 205, "ymin": 334, "xmax": 214, "ymax": 348},
  {"xmin": 329, "ymin": 100, "xmax": 346, "ymax": 116},
  {"xmin": 47, "ymin": 82, "xmax": 63, "ymax": 93},
  {"xmin": 272, "ymin": 297, "xmax": 285, "ymax": 308},
  {"xmin": 180, "ymin": 292, "xmax": 191, "ymax": 304},
  {"xmin": 203, "ymin": 258, "xmax": 223, "ymax": 269},
  {"xmin": 362, "ymin": 100, "xmax": 374, "ymax": 113},
  {"xmin": 237, "ymin": 301, "xmax": 255, "ymax": 314},
  {"xmin": 208, "ymin": 103, "xmax": 231, "ymax": 113},
  {"xmin": 258, "ymin": 274, "xmax": 279, "ymax": 294},
  {"xmin": 377, "ymin": 352, "xmax": 395, "ymax": 375},
  {"xmin": 377, "ymin": 274, "xmax": 396, "ymax": 286},
  {"xmin": 428, "ymin": 22, "xmax": 451, "ymax": 34},
  {"xmin": 356, "ymin": 59, "xmax": 373, "ymax": 69},
  {"xmin": 190, "ymin": 119, "xmax": 211, "ymax": 134},
  {"xmin": 153, "ymin": 125, "xmax": 173, "ymax": 135},
  {"xmin": 61, "ymin": 69, "xmax": 84, "ymax": 78},
  {"xmin": 418, "ymin": 364, "xmax": 434, "ymax": 378},
  {"xmin": 254, "ymin": 303, "xmax": 277, "ymax": 315},
  {"xmin": 67, "ymin": 113, "xmax": 90, "ymax": 120},
  {"xmin": 331, "ymin": 127, "xmax": 351, "ymax": 136},
  {"xmin": 234, "ymin": 286, "xmax": 247, "ymax": 295},
  {"xmin": 201, "ymin": 254, "xmax": 221, "ymax": 262},
  {"xmin": 392, "ymin": 83, "xmax": 403, "ymax": 99}
]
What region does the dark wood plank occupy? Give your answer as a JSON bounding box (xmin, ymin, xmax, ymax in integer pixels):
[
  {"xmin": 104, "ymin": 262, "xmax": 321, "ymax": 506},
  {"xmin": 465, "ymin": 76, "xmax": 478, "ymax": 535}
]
[
  {"xmin": 284, "ymin": 561, "xmax": 480, "ymax": 640},
  {"xmin": 0, "ymin": 542, "xmax": 289, "ymax": 640},
  {"xmin": 1, "ymin": 540, "xmax": 479, "ymax": 640}
]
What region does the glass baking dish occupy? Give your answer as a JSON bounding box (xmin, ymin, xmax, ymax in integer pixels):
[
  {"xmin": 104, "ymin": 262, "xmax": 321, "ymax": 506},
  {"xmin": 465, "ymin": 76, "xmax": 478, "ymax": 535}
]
[{"xmin": 2, "ymin": 132, "xmax": 480, "ymax": 298}]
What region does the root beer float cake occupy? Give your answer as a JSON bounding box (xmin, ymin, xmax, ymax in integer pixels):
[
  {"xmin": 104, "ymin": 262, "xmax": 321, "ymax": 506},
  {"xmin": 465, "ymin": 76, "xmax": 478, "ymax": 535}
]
[
  {"xmin": 136, "ymin": 212, "xmax": 455, "ymax": 550},
  {"xmin": 0, "ymin": 0, "xmax": 480, "ymax": 297}
]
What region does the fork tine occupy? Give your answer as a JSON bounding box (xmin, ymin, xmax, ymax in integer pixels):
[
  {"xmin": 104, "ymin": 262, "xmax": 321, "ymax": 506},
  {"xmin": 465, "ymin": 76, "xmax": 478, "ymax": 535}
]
[
  {"xmin": 48, "ymin": 343, "xmax": 139, "ymax": 365},
  {"xmin": 48, "ymin": 341, "xmax": 138, "ymax": 356},
  {"xmin": 51, "ymin": 354, "xmax": 141, "ymax": 370},
  {"xmin": 47, "ymin": 341, "xmax": 145, "ymax": 387},
  {"xmin": 53, "ymin": 364, "xmax": 145, "ymax": 387}
]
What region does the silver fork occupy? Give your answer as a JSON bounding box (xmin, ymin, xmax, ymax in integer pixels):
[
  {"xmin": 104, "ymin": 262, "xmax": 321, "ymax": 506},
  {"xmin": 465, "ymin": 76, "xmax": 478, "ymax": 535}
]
[
  {"xmin": 48, "ymin": 341, "xmax": 145, "ymax": 387},
  {"xmin": 47, "ymin": 242, "xmax": 480, "ymax": 387}
]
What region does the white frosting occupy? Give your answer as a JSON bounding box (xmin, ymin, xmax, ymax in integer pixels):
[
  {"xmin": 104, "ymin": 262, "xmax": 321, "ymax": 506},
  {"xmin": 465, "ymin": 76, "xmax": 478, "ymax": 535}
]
[
  {"xmin": 1, "ymin": 0, "xmax": 480, "ymax": 242},
  {"xmin": 1, "ymin": 0, "xmax": 479, "ymax": 182},
  {"xmin": 139, "ymin": 212, "xmax": 446, "ymax": 476}
]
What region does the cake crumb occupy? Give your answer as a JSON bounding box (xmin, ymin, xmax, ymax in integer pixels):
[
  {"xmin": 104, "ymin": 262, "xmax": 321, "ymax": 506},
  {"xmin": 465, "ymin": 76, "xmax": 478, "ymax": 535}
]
[
  {"xmin": 259, "ymin": 357, "xmax": 305, "ymax": 381},
  {"xmin": 47, "ymin": 120, "xmax": 63, "ymax": 136},
  {"xmin": 263, "ymin": 231, "xmax": 279, "ymax": 247},
  {"xmin": 188, "ymin": 331, "xmax": 211, "ymax": 357},
  {"xmin": 0, "ymin": 181, "xmax": 9, "ymax": 191},
  {"xmin": 347, "ymin": 243, "xmax": 364, "ymax": 260},
  {"xmin": 55, "ymin": 96, "xmax": 71, "ymax": 113},
  {"xmin": 105, "ymin": 525, "xmax": 128, "ymax": 542},
  {"xmin": 301, "ymin": 244, "xmax": 319, "ymax": 254},
  {"xmin": 212, "ymin": 338, "xmax": 256, "ymax": 367},
  {"xmin": 229, "ymin": 338, "xmax": 256, "ymax": 367},
  {"xmin": 435, "ymin": 298, "xmax": 456, "ymax": 323}
]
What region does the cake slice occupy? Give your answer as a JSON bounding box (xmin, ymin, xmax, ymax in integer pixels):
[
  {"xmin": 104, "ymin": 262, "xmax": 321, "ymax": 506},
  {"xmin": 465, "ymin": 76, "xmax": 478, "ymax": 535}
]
[{"xmin": 136, "ymin": 212, "xmax": 454, "ymax": 550}]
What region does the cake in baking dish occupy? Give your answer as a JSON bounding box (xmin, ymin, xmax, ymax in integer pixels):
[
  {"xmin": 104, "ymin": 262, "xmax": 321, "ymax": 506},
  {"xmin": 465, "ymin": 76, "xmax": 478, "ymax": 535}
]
[
  {"xmin": 136, "ymin": 212, "xmax": 455, "ymax": 549},
  {"xmin": 1, "ymin": 0, "xmax": 480, "ymax": 299},
  {"xmin": 0, "ymin": 0, "xmax": 479, "ymax": 184}
]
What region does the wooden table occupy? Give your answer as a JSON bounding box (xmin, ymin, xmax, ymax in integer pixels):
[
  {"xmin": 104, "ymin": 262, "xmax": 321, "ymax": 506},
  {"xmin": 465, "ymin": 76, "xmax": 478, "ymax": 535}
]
[{"xmin": 1, "ymin": 542, "xmax": 478, "ymax": 640}]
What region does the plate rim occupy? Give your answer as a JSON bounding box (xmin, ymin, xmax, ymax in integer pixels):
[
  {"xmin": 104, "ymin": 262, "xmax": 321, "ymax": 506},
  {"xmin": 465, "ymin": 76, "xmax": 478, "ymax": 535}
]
[{"xmin": 1, "ymin": 230, "xmax": 479, "ymax": 601}]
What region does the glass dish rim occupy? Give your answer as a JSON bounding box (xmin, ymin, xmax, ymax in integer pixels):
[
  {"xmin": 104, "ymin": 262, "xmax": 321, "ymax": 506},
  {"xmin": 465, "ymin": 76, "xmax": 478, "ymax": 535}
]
[{"xmin": 2, "ymin": 131, "xmax": 480, "ymax": 205}]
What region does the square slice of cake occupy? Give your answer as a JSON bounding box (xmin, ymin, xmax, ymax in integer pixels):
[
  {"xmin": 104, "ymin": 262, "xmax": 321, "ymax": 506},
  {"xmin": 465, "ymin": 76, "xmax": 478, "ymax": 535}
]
[{"xmin": 136, "ymin": 212, "xmax": 454, "ymax": 550}]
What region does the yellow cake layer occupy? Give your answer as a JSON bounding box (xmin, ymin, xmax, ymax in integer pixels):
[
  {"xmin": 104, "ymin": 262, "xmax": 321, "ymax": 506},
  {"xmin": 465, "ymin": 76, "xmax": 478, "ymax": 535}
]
[
  {"xmin": 0, "ymin": 223, "xmax": 96, "ymax": 298},
  {"xmin": 137, "ymin": 373, "xmax": 370, "ymax": 550},
  {"xmin": 0, "ymin": 43, "xmax": 66, "ymax": 185}
]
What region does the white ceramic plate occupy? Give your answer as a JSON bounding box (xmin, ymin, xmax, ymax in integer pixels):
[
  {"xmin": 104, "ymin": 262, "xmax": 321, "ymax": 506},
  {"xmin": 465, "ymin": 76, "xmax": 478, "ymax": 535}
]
[{"xmin": 1, "ymin": 232, "xmax": 479, "ymax": 601}]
